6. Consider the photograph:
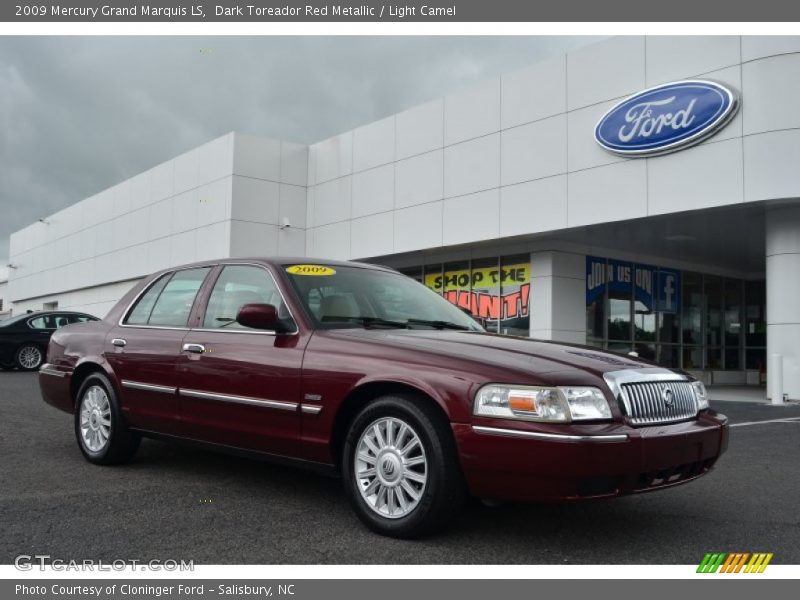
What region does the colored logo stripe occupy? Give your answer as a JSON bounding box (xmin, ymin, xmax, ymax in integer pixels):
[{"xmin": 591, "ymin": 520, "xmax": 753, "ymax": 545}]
[{"xmin": 697, "ymin": 552, "xmax": 773, "ymax": 573}]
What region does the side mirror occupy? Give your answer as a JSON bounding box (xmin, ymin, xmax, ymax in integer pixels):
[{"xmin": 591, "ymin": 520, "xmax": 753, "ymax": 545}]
[{"xmin": 236, "ymin": 303, "xmax": 289, "ymax": 332}]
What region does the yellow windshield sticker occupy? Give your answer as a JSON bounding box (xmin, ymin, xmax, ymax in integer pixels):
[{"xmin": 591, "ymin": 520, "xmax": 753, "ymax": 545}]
[{"xmin": 286, "ymin": 264, "xmax": 337, "ymax": 276}]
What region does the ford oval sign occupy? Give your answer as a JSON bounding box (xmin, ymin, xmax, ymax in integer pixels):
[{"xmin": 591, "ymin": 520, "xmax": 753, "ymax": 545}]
[{"xmin": 594, "ymin": 80, "xmax": 739, "ymax": 157}]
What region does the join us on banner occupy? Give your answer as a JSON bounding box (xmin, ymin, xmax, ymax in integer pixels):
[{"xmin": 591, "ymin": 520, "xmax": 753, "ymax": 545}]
[{"xmin": 586, "ymin": 256, "xmax": 680, "ymax": 314}]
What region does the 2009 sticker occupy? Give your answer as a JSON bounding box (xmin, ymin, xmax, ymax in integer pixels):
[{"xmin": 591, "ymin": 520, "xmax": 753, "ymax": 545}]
[{"xmin": 286, "ymin": 265, "xmax": 337, "ymax": 276}]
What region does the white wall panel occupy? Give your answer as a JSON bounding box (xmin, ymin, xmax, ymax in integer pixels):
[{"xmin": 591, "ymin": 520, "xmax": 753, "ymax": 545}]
[
  {"xmin": 394, "ymin": 150, "xmax": 443, "ymax": 209},
  {"xmin": 443, "ymin": 189, "xmax": 500, "ymax": 246},
  {"xmin": 443, "ymin": 134, "xmax": 500, "ymax": 199},
  {"xmin": 742, "ymin": 53, "xmax": 800, "ymax": 135},
  {"xmin": 567, "ymin": 36, "xmax": 645, "ymax": 110},
  {"xmin": 645, "ymin": 36, "xmax": 740, "ymax": 85},
  {"xmin": 395, "ymin": 98, "xmax": 443, "ymax": 160},
  {"xmin": 444, "ymin": 78, "xmax": 500, "ymax": 145},
  {"xmin": 567, "ymin": 160, "xmax": 647, "ymax": 227},
  {"xmin": 352, "ymin": 164, "xmax": 394, "ymax": 218},
  {"xmin": 353, "ymin": 115, "xmax": 395, "ymax": 172},
  {"xmin": 647, "ymin": 138, "xmax": 744, "ymax": 215},
  {"xmin": 501, "ymin": 55, "xmax": 566, "ymax": 129},
  {"xmin": 351, "ymin": 212, "xmax": 394, "ymax": 259},
  {"xmin": 394, "ymin": 201, "xmax": 442, "ymax": 254},
  {"xmin": 501, "ymin": 115, "xmax": 567, "ymax": 186}
]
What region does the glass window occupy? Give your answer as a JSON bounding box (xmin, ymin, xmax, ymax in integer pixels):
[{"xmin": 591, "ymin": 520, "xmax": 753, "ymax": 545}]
[
  {"xmin": 442, "ymin": 261, "xmax": 471, "ymax": 314},
  {"xmin": 607, "ymin": 259, "xmax": 632, "ymax": 341},
  {"xmin": 500, "ymin": 255, "xmax": 530, "ymax": 337},
  {"xmin": 724, "ymin": 280, "xmax": 742, "ymax": 347},
  {"xmin": 203, "ymin": 265, "xmax": 288, "ymax": 331},
  {"xmin": 28, "ymin": 315, "xmax": 55, "ymax": 330},
  {"xmin": 398, "ymin": 267, "xmax": 422, "ymax": 284},
  {"xmin": 634, "ymin": 342, "xmax": 656, "ymax": 362},
  {"xmin": 746, "ymin": 348, "xmax": 766, "ymax": 371},
  {"xmin": 471, "ymin": 257, "xmax": 500, "ymax": 333},
  {"xmin": 683, "ymin": 346, "xmax": 702, "ymax": 370},
  {"xmin": 586, "ymin": 256, "xmax": 606, "ymax": 340},
  {"xmin": 423, "ymin": 264, "xmax": 443, "ymax": 296},
  {"xmin": 682, "ymin": 272, "xmax": 702, "ymax": 345},
  {"xmin": 705, "ymin": 276, "xmax": 723, "ymax": 347},
  {"xmin": 53, "ymin": 315, "xmax": 72, "ymax": 328},
  {"xmin": 285, "ymin": 264, "xmax": 482, "ymax": 332},
  {"xmin": 126, "ymin": 274, "xmax": 170, "ymax": 325},
  {"xmin": 745, "ymin": 280, "xmax": 766, "ymax": 347},
  {"xmin": 725, "ymin": 348, "xmax": 741, "ymax": 371},
  {"xmin": 657, "ymin": 312, "xmax": 679, "ymax": 344},
  {"xmin": 69, "ymin": 315, "xmax": 97, "ymax": 324},
  {"xmin": 633, "ymin": 264, "xmax": 656, "ymax": 342},
  {"xmin": 147, "ymin": 268, "xmax": 211, "ymax": 327},
  {"xmin": 657, "ymin": 345, "xmax": 680, "ymax": 368}
]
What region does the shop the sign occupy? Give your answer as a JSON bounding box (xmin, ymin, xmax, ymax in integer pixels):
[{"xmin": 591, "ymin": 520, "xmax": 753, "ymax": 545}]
[{"xmin": 594, "ymin": 80, "xmax": 739, "ymax": 157}]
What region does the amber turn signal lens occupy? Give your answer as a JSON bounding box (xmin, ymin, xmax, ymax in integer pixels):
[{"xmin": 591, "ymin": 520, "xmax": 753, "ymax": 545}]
[{"xmin": 508, "ymin": 395, "xmax": 537, "ymax": 412}]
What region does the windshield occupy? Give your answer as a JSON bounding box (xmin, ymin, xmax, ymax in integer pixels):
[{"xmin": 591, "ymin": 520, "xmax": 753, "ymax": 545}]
[{"xmin": 284, "ymin": 264, "xmax": 484, "ymax": 332}]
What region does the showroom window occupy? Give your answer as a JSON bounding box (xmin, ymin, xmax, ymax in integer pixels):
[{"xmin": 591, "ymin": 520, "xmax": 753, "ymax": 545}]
[
  {"xmin": 585, "ymin": 256, "xmax": 765, "ymax": 372},
  {"xmin": 399, "ymin": 254, "xmax": 530, "ymax": 336}
]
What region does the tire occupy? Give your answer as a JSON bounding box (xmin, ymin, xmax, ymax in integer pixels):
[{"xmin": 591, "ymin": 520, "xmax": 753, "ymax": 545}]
[
  {"xmin": 14, "ymin": 344, "xmax": 44, "ymax": 371},
  {"xmin": 342, "ymin": 394, "xmax": 466, "ymax": 538},
  {"xmin": 74, "ymin": 372, "xmax": 140, "ymax": 465}
]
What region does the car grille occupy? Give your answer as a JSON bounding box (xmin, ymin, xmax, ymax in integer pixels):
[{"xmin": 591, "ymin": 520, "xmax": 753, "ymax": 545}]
[{"xmin": 621, "ymin": 380, "xmax": 698, "ymax": 425}]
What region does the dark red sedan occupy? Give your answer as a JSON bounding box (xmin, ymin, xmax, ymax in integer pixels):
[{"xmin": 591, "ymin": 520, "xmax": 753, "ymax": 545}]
[{"xmin": 40, "ymin": 258, "xmax": 728, "ymax": 537}]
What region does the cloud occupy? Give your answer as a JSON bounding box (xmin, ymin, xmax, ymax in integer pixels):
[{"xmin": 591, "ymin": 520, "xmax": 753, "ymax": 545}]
[{"xmin": 0, "ymin": 35, "xmax": 602, "ymax": 266}]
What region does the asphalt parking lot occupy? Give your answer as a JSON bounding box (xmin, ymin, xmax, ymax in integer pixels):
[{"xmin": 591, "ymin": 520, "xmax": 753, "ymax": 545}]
[{"xmin": 1, "ymin": 372, "xmax": 799, "ymax": 565}]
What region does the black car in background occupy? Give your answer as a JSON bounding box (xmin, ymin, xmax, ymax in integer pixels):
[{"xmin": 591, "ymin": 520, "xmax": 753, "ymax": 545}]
[{"xmin": 0, "ymin": 312, "xmax": 99, "ymax": 371}]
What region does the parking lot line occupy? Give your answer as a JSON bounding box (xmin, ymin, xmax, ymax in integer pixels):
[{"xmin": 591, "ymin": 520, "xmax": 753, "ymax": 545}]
[{"xmin": 729, "ymin": 417, "xmax": 800, "ymax": 428}]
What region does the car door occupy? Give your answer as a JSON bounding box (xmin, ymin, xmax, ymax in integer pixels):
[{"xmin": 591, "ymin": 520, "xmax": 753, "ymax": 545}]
[
  {"xmin": 176, "ymin": 264, "xmax": 306, "ymax": 457},
  {"xmin": 104, "ymin": 266, "xmax": 213, "ymax": 434}
]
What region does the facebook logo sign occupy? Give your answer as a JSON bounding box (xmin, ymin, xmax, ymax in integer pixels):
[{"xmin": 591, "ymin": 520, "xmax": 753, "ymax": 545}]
[{"xmin": 657, "ymin": 269, "xmax": 681, "ymax": 313}]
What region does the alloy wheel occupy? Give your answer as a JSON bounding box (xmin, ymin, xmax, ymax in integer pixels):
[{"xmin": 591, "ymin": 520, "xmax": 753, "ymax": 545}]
[
  {"xmin": 79, "ymin": 385, "xmax": 112, "ymax": 453},
  {"xmin": 18, "ymin": 346, "xmax": 42, "ymax": 370},
  {"xmin": 354, "ymin": 416, "xmax": 428, "ymax": 519}
]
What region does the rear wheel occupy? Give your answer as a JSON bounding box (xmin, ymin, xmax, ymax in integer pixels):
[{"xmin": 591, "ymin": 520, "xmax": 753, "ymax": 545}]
[
  {"xmin": 75, "ymin": 372, "xmax": 140, "ymax": 465},
  {"xmin": 342, "ymin": 394, "xmax": 465, "ymax": 538},
  {"xmin": 15, "ymin": 345, "xmax": 43, "ymax": 371}
]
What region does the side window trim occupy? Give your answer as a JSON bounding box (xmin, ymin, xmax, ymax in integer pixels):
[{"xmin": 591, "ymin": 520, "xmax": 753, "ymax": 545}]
[
  {"xmin": 194, "ymin": 263, "xmax": 299, "ymax": 336},
  {"xmin": 120, "ymin": 267, "xmax": 215, "ymax": 330}
]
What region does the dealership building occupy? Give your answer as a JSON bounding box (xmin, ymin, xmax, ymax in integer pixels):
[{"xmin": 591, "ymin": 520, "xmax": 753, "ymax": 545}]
[{"xmin": 6, "ymin": 36, "xmax": 800, "ymax": 400}]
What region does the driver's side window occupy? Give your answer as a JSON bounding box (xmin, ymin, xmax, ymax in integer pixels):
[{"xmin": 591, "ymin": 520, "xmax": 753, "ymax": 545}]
[{"xmin": 203, "ymin": 265, "xmax": 285, "ymax": 330}]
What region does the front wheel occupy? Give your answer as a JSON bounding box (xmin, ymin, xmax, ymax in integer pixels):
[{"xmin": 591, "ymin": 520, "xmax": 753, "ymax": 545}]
[
  {"xmin": 342, "ymin": 395, "xmax": 465, "ymax": 538},
  {"xmin": 75, "ymin": 373, "xmax": 140, "ymax": 465},
  {"xmin": 15, "ymin": 345, "xmax": 43, "ymax": 371}
]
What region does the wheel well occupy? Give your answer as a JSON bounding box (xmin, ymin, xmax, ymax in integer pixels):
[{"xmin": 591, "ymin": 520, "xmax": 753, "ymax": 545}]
[
  {"xmin": 330, "ymin": 381, "xmax": 451, "ymax": 468},
  {"xmin": 70, "ymin": 363, "xmax": 106, "ymax": 406}
]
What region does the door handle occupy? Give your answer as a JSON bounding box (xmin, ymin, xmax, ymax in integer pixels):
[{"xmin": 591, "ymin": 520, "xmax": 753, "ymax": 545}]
[
  {"xmin": 182, "ymin": 343, "xmax": 206, "ymax": 354},
  {"xmin": 111, "ymin": 338, "xmax": 127, "ymax": 348}
]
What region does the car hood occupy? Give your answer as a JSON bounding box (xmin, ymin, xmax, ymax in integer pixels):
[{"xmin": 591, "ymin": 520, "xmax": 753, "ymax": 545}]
[{"xmin": 325, "ymin": 329, "xmax": 661, "ymax": 380}]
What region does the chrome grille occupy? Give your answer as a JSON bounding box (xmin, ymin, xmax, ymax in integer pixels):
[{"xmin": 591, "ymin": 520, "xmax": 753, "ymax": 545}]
[{"xmin": 621, "ymin": 381, "xmax": 698, "ymax": 425}]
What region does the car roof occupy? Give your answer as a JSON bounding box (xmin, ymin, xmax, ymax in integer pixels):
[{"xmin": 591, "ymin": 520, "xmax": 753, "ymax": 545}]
[{"xmin": 150, "ymin": 257, "xmax": 398, "ymax": 276}]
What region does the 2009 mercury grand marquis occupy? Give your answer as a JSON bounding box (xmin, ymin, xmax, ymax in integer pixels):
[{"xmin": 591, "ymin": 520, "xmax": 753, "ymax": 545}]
[{"xmin": 40, "ymin": 258, "xmax": 728, "ymax": 538}]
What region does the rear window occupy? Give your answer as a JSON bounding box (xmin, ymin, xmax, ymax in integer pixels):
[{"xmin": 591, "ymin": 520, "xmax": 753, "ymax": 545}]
[{"xmin": 125, "ymin": 268, "xmax": 211, "ymax": 327}]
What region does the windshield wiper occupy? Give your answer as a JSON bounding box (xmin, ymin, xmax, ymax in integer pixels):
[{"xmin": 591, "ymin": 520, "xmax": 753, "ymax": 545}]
[
  {"xmin": 406, "ymin": 318, "xmax": 473, "ymax": 331},
  {"xmin": 321, "ymin": 316, "xmax": 410, "ymax": 329}
]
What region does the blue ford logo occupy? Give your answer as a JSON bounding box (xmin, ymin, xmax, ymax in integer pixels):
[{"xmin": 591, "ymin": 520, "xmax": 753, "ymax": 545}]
[{"xmin": 594, "ymin": 80, "xmax": 739, "ymax": 157}]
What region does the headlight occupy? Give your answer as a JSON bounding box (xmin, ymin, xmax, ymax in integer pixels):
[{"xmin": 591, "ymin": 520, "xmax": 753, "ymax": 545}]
[
  {"xmin": 473, "ymin": 384, "xmax": 611, "ymax": 422},
  {"xmin": 692, "ymin": 381, "xmax": 709, "ymax": 410}
]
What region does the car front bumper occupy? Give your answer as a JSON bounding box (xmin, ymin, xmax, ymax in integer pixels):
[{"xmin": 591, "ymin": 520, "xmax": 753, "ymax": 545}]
[{"xmin": 453, "ymin": 411, "xmax": 728, "ymax": 502}]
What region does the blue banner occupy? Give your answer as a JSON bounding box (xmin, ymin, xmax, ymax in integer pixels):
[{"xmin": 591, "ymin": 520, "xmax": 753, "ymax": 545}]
[
  {"xmin": 657, "ymin": 269, "xmax": 681, "ymax": 313},
  {"xmin": 634, "ymin": 264, "xmax": 655, "ymax": 310},
  {"xmin": 585, "ymin": 256, "xmax": 607, "ymax": 304}
]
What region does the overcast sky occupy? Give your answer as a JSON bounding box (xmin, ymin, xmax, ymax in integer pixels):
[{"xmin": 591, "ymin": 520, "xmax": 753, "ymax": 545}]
[{"xmin": 0, "ymin": 35, "xmax": 601, "ymax": 281}]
